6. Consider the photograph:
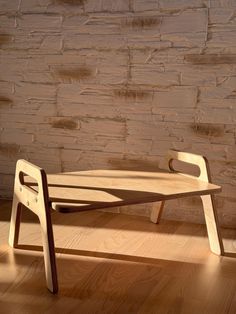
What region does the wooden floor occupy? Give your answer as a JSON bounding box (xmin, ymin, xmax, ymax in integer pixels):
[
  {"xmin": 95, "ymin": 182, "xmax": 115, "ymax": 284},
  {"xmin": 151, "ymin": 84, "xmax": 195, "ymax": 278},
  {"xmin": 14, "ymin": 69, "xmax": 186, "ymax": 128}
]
[{"xmin": 1, "ymin": 199, "xmax": 236, "ymax": 314}]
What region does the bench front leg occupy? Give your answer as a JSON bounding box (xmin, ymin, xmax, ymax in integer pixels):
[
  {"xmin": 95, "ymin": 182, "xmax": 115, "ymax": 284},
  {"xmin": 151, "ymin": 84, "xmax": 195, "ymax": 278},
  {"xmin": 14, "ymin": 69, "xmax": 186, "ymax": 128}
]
[
  {"xmin": 39, "ymin": 207, "xmax": 58, "ymax": 293},
  {"xmin": 9, "ymin": 159, "xmax": 58, "ymax": 293}
]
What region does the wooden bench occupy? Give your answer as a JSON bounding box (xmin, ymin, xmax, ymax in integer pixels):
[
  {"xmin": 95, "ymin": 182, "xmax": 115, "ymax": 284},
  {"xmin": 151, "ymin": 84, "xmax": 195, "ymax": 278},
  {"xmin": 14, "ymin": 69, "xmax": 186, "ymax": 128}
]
[{"xmin": 8, "ymin": 150, "xmax": 223, "ymax": 293}]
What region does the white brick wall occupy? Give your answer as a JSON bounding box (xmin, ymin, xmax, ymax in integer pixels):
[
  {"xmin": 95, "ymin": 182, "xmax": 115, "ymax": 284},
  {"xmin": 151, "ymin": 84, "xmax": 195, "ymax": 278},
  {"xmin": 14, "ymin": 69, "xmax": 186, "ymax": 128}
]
[{"xmin": 0, "ymin": 0, "xmax": 236, "ymax": 227}]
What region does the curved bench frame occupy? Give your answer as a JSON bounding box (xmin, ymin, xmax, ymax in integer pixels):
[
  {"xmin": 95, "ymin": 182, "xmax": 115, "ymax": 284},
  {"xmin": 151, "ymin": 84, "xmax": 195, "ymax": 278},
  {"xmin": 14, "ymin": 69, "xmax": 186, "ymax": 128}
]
[
  {"xmin": 9, "ymin": 160, "xmax": 58, "ymax": 293},
  {"xmin": 150, "ymin": 150, "xmax": 223, "ymax": 256},
  {"xmin": 9, "ymin": 150, "xmax": 223, "ymax": 294}
]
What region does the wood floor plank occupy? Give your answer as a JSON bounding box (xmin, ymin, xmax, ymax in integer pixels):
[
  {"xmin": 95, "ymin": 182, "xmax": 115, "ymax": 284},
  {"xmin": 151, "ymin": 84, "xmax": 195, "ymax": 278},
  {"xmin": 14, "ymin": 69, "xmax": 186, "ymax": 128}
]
[{"xmin": 1, "ymin": 199, "xmax": 236, "ymax": 314}]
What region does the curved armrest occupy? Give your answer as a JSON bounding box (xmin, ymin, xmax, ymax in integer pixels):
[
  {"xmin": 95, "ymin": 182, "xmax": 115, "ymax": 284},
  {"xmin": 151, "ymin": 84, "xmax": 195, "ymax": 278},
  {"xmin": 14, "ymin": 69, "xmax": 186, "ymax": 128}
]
[
  {"xmin": 167, "ymin": 150, "xmax": 211, "ymax": 182},
  {"xmin": 14, "ymin": 159, "xmax": 49, "ymax": 214}
]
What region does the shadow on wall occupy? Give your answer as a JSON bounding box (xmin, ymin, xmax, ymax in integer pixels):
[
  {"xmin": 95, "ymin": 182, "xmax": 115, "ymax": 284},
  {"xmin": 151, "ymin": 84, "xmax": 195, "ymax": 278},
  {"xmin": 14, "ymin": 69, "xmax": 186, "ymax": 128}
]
[
  {"xmin": 123, "ymin": 17, "xmax": 161, "ymax": 28},
  {"xmin": 113, "ymin": 88, "xmax": 151, "ymax": 100},
  {"xmin": 0, "ymin": 34, "xmax": 12, "ymax": 46},
  {"xmin": 0, "ymin": 143, "xmax": 21, "ymax": 157},
  {"xmin": 53, "ymin": 66, "xmax": 94, "ymax": 83},
  {"xmin": 51, "ymin": 118, "xmax": 78, "ymax": 130},
  {"xmin": 0, "ymin": 96, "xmax": 13, "ymax": 107},
  {"xmin": 53, "ymin": 0, "xmax": 86, "ymax": 5},
  {"xmin": 190, "ymin": 123, "xmax": 225, "ymax": 137}
]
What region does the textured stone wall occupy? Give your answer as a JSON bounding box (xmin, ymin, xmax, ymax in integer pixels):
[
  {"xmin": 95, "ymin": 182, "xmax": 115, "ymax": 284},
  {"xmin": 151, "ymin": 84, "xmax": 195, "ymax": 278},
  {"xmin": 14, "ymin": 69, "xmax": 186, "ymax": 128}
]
[{"xmin": 0, "ymin": 0, "xmax": 236, "ymax": 227}]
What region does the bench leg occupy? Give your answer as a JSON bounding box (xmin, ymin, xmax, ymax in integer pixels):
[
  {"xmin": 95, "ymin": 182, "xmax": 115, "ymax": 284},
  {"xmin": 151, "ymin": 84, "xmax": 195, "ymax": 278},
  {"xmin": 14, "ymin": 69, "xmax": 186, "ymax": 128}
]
[
  {"xmin": 201, "ymin": 195, "xmax": 224, "ymax": 255},
  {"xmin": 150, "ymin": 201, "xmax": 165, "ymax": 224},
  {"xmin": 9, "ymin": 159, "xmax": 58, "ymax": 293},
  {"xmin": 9, "ymin": 195, "xmax": 22, "ymax": 248},
  {"xmin": 39, "ymin": 210, "xmax": 58, "ymax": 294}
]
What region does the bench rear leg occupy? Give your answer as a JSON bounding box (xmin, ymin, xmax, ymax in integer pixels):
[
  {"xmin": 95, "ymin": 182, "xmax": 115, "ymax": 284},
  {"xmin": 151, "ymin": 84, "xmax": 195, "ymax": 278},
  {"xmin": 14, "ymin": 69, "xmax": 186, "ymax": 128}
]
[
  {"xmin": 201, "ymin": 194, "xmax": 224, "ymax": 256},
  {"xmin": 167, "ymin": 150, "xmax": 224, "ymax": 255},
  {"xmin": 9, "ymin": 195, "xmax": 22, "ymax": 248},
  {"xmin": 150, "ymin": 201, "xmax": 165, "ymax": 224}
]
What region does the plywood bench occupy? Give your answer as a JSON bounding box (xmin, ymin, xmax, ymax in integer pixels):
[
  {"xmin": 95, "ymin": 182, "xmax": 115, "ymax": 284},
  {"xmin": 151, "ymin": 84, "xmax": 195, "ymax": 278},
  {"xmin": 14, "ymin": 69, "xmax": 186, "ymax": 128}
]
[{"xmin": 9, "ymin": 150, "xmax": 223, "ymax": 293}]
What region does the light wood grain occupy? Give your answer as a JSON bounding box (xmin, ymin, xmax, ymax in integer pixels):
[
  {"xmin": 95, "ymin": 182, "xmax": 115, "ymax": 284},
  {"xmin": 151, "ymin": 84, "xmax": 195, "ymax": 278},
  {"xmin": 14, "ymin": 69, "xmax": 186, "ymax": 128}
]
[
  {"xmin": 9, "ymin": 159, "xmax": 58, "ymax": 293},
  {"xmin": 24, "ymin": 169, "xmax": 221, "ymax": 212},
  {"xmin": 165, "ymin": 150, "xmax": 224, "ymax": 255},
  {"xmin": 201, "ymin": 195, "xmax": 224, "ymax": 255},
  {"xmin": 8, "ymin": 150, "xmax": 223, "ymax": 293},
  {"xmin": 150, "ymin": 201, "xmax": 165, "ymax": 224},
  {"xmin": 2, "ymin": 200, "xmax": 236, "ymax": 314},
  {"xmin": 167, "ymin": 149, "xmax": 210, "ymax": 181}
]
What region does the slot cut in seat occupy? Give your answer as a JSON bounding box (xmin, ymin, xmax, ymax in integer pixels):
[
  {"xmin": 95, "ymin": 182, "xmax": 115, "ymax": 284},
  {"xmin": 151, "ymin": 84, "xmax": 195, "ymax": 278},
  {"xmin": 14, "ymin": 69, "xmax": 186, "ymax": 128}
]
[{"xmin": 8, "ymin": 150, "xmax": 224, "ymax": 294}]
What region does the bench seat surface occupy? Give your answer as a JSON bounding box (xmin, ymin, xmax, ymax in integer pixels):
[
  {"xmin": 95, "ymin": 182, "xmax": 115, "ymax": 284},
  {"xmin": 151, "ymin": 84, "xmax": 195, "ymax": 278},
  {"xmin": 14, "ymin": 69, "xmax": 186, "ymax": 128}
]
[{"xmin": 27, "ymin": 169, "xmax": 221, "ymax": 212}]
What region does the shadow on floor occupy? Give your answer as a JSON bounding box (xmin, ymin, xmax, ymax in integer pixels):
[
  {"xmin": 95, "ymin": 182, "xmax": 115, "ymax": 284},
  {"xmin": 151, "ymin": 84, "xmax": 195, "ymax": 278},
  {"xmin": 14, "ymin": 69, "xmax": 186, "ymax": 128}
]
[{"xmin": 1, "ymin": 200, "xmax": 236, "ymax": 241}]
